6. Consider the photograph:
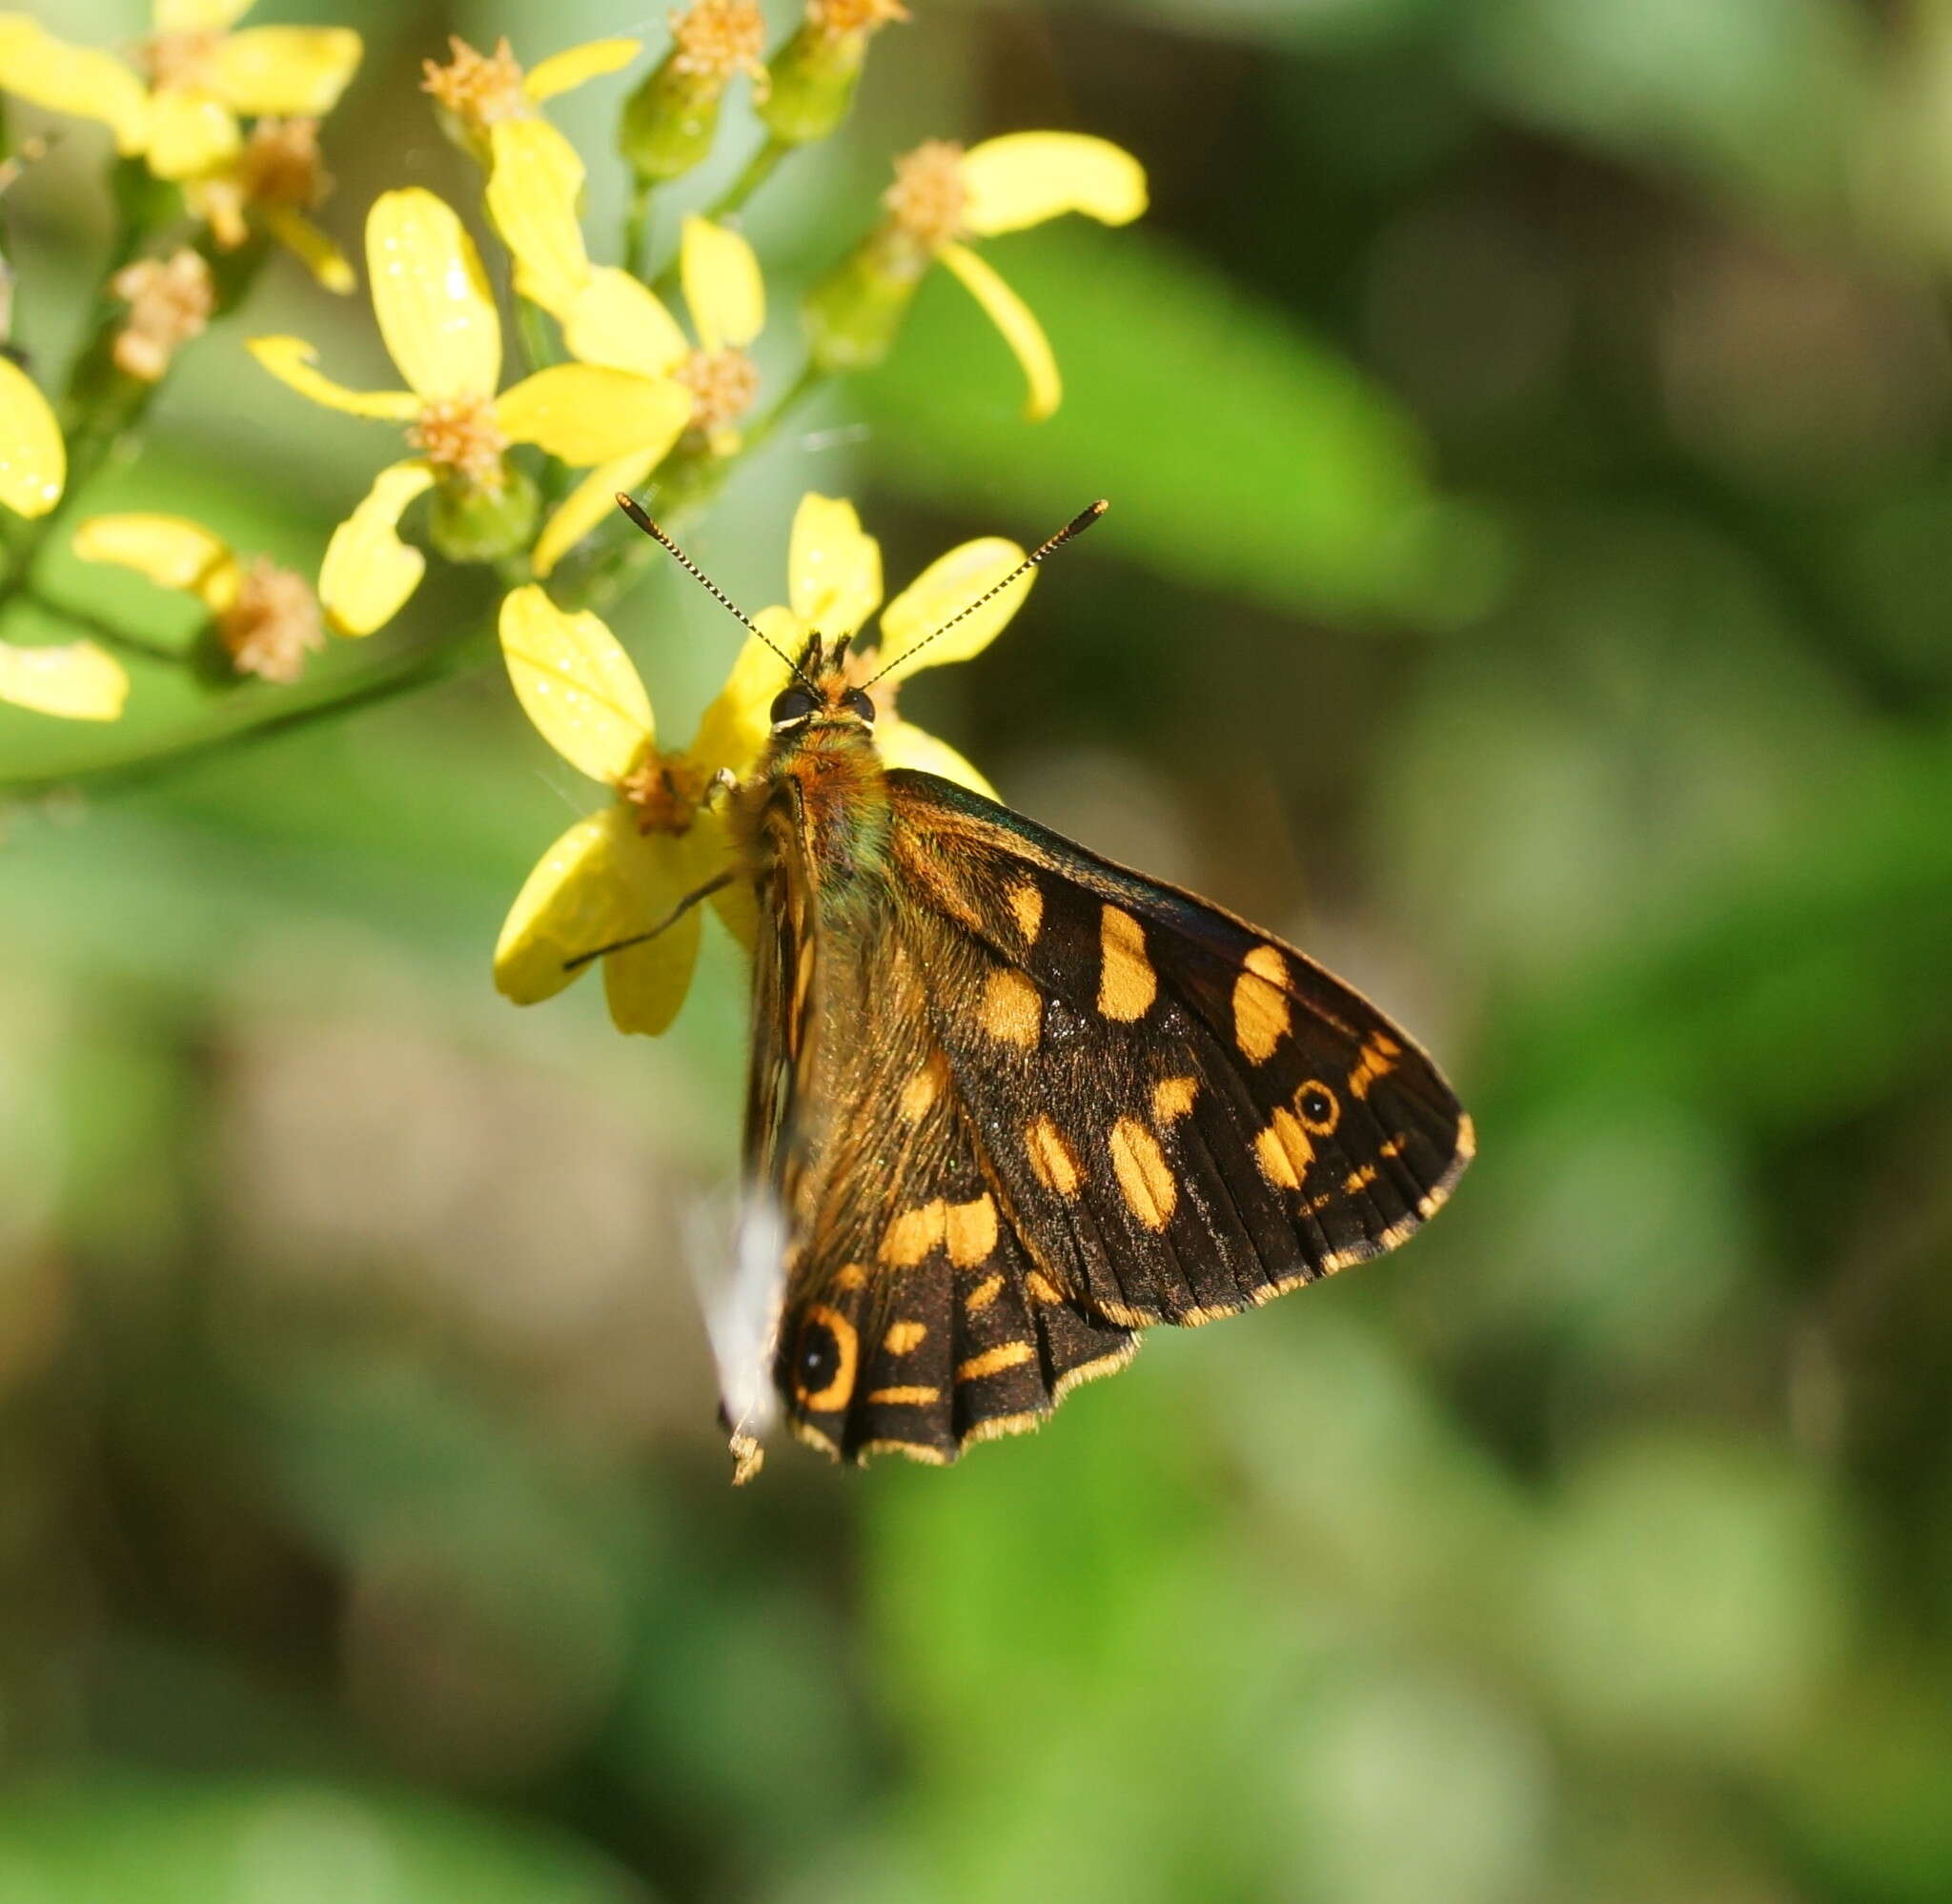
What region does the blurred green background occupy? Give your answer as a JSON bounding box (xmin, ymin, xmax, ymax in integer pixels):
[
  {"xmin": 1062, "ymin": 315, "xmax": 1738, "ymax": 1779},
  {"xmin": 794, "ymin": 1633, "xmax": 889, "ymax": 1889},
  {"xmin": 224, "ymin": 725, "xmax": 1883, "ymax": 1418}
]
[{"xmin": 5, "ymin": 0, "xmax": 1952, "ymax": 1898}]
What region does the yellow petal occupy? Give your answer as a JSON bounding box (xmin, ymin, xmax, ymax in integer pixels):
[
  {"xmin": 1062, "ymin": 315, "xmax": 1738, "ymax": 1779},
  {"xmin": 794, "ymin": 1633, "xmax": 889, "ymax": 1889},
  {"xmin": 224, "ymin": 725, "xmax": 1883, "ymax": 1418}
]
[
  {"xmin": 498, "ymin": 582, "xmax": 652, "ymax": 781},
  {"xmin": 0, "ymin": 16, "xmax": 148, "ymax": 155},
  {"xmin": 154, "ymin": 0, "xmax": 255, "ymax": 31},
  {"xmin": 681, "ymin": 216, "xmax": 763, "ymax": 354},
  {"xmin": 207, "ymin": 27, "xmax": 360, "ymax": 116},
  {"xmin": 71, "ymin": 513, "xmax": 241, "ymax": 609},
  {"xmin": 562, "ymin": 267, "xmax": 688, "ymax": 378},
  {"xmin": 876, "ymin": 717, "xmax": 998, "ymax": 801},
  {"xmin": 487, "ymin": 118, "xmax": 589, "ymax": 316},
  {"xmin": 496, "ymin": 364, "xmax": 692, "ymax": 466},
  {"xmin": 524, "ymin": 36, "xmax": 640, "ymax": 103},
  {"xmin": 938, "ymin": 242, "xmax": 1060, "ymax": 421},
  {"xmin": 602, "ymin": 878, "xmax": 702, "ymax": 1034},
  {"xmin": 264, "ymin": 210, "xmax": 356, "ymax": 294},
  {"xmin": 959, "ymin": 132, "xmax": 1148, "ymax": 237},
  {"xmin": 367, "ymin": 188, "xmax": 499, "ymax": 401},
  {"xmin": 787, "ymin": 493, "xmax": 881, "ymax": 638},
  {"xmin": 0, "ymin": 356, "xmax": 65, "ymax": 518},
  {"xmin": 531, "ymin": 449, "xmax": 661, "ymax": 579},
  {"xmin": 687, "ymin": 606, "xmax": 803, "ymax": 780},
  {"xmin": 318, "ymin": 458, "xmax": 435, "ymax": 637},
  {"xmin": 493, "ymin": 805, "xmax": 700, "ymax": 1035},
  {"xmin": 247, "ymin": 335, "xmax": 418, "ymax": 418},
  {"xmin": 0, "ymin": 638, "xmax": 129, "ymax": 721},
  {"xmin": 142, "ymin": 87, "xmax": 240, "ymax": 180},
  {"xmin": 877, "ymin": 536, "xmax": 1031, "ymax": 679}
]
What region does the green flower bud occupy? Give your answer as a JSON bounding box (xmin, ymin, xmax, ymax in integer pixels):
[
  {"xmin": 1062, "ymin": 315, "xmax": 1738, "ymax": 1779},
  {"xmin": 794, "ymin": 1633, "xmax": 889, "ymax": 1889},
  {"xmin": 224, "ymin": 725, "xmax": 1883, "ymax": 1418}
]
[
  {"xmin": 803, "ymin": 223, "xmax": 930, "ymax": 373},
  {"xmin": 621, "ymin": 3, "xmax": 768, "ymax": 185},
  {"xmin": 427, "ymin": 463, "xmax": 539, "ymax": 564}
]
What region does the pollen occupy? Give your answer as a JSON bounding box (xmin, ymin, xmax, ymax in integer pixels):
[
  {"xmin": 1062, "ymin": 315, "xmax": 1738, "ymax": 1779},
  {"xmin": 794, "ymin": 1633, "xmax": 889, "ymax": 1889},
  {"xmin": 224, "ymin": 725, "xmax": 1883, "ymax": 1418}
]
[
  {"xmin": 884, "ymin": 139, "xmax": 968, "ymax": 249},
  {"xmin": 111, "ymin": 250, "xmax": 214, "ymax": 383},
  {"xmin": 676, "ymin": 347, "xmax": 762, "ymax": 435},
  {"xmin": 142, "ymin": 30, "xmax": 221, "ymax": 92},
  {"xmin": 421, "ymin": 35, "xmax": 531, "ymax": 130},
  {"xmin": 218, "ymin": 559, "xmax": 325, "ymax": 685},
  {"xmin": 407, "ymin": 394, "xmax": 509, "ymax": 491},
  {"xmin": 239, "ymin": 117, "xmax": 330, "ymax": 211},
  {"xmin": 618, "ymin": 751, "xmax": 709, "ymax": 836},
  {"xmin": 671, "ymin": 1, "xmax": 769, "ymax": 91},
  {"xmin": 808, "ymin": 0, "xmax": 911, "ymax": 38}
]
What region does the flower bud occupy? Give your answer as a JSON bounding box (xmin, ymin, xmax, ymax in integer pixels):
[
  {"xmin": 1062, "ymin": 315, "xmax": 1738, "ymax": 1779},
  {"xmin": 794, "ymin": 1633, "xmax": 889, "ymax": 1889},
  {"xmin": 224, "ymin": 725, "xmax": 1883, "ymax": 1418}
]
[
  {"xmin": 620, "ymin": 2, "xmax": 767, "ymax": 185},
  {"xmin": 758, "ymin": 1, "xmax": 906, "ymax": 147},
  {"xmin": 803, "ymin": 224, "xmax": 929, "ymax": 372},
  {"xmin": 426, "ymin": 464, "xmax": 539, "ymax": 564}
]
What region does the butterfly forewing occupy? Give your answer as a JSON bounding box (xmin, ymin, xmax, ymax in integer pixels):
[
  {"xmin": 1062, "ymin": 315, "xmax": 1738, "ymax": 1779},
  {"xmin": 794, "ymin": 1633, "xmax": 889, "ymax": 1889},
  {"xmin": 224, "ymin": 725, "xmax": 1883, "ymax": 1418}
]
[{"xmin": 753, "ymin": 763, "xmax": 1470, "ymax": 1468}]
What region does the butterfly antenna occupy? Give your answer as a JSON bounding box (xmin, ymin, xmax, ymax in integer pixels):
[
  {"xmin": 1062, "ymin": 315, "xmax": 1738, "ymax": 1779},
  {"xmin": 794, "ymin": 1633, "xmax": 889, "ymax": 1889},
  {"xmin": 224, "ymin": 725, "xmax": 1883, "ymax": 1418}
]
[
  {"xmin": 615, "ymin": 493, "xmax": 814, "ymax": 689},
  {"xmin": 862, "ymin": 498, "xmax": 1108, "ymax": 689}
]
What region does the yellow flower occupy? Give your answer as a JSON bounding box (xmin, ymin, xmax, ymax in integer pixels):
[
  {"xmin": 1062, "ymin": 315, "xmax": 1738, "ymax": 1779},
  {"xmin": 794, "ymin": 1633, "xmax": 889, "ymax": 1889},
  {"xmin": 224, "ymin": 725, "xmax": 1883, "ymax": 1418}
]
[
  {"xmin": 421, "ymin": 32, "xmax": 639, "ymax": 293},
  {"xmin": 183, "ymin": 116, "xmax": 355, "ymax": 293},
  {"xmin": 747, "ymin": 491, "xmax": 1035, "ymax": 800},
  {"xmin": 521, "ymin": 215, "xmax": 767, "ymax": 578},
  {"xmin": 494, "ymin": 584, "xmax": 773, "ymax": 1035},
  {"xmin": 496, "ymin": 493, "xmax": 1034, "ymax": 1033},
  {"xmin": 248, "ymin": 188, "xmax": 692, "ymax": 636},
  {"xmin": 72, "ymin": 513, "xmax": 324, "ymax": 683},
  {"xmin": 0, "ymin": 2, "xmax": 360, "ymax": 183},
  {"xmin": 0, "ymin": 356, "xmax": 121, "ymax": 720},
  {"xmin": 806, "ymin": 132, "xmax": 1147, "ymax": 419}
]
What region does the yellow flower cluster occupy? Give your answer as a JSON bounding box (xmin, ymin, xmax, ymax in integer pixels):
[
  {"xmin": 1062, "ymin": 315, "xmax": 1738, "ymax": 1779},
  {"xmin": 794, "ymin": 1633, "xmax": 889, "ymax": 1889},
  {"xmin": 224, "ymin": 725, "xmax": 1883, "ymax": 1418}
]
[{"xmin": 0, "ymin": 2, "xmax": 1148, "ymax": 1060}]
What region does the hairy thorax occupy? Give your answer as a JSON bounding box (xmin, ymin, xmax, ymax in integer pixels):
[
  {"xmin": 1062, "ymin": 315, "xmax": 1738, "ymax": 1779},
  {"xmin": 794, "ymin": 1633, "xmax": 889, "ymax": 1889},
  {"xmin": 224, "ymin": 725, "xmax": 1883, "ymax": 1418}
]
[{"xmin": 738, "ymin": 719, "xmax": 895, "ymax": 903}]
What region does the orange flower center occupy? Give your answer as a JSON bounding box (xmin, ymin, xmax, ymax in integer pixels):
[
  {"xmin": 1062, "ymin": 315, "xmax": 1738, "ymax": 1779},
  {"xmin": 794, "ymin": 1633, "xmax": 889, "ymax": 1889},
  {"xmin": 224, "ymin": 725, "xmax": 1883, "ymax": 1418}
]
[
  {"xmin": 239, "ymin": 117, "xmax": 329, "ymax": 210},
  {"xmin": 144, "ymin": 30, "xmax": 221, "ymax": 92},
  {"xmin": 884, "ymin": 139, "xmax": 967, "ymax": 249},
  {"xmin": 677, "ymin": 348, "xmax": 762, "ymax": 435},
  {"xmin": 671, "ymin": 1, "xmax": 770, "ymax": 91},
  {"xmin": 110, "ymin": 250, "xmax": 214, "ymax": 383},
  {"xmin": 219, "ymin": 559, "xmax": 325, "ymax": 685},
  {"xmin": 619, "ymin": 752, "xmax": 710, "ymax": 836},
  {"xmin": 407, "ymin": 395, "xmax": 509, "ymax": 490},
  {"xmin": 420, "ymin": 36, "xmax": 531, "ymax": 131},
  {"xmin": 807, "ymin": 0, "xmax": 910, "ymax": 39}
]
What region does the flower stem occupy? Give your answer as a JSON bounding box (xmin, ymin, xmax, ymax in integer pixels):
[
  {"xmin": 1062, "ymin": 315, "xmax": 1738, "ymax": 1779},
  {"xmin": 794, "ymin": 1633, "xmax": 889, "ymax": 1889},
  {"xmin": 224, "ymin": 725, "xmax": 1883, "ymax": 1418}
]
[
  {"xmin": 709, "ymin": 138, "xmax": 789, "ymax": 222},
  {"xmin": 24, "ymin": 589, "xmax": 194, "ymax": 662},
  {"xmin": 623, "ymin": 176, "xmax": 657, "ymax": 282}
]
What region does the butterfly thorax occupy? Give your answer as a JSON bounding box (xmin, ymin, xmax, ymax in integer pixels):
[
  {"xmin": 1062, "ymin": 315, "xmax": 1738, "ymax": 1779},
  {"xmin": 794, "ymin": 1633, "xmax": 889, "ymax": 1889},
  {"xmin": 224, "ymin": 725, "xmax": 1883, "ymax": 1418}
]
[{"xmin": 733, "ymin": 640, "xmax": 895, "ymax": 909}]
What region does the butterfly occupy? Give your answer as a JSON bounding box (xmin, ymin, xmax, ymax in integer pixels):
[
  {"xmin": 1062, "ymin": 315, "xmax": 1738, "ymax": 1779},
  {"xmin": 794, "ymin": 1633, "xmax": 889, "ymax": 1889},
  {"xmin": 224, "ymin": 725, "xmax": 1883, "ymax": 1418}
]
[{"xmin": 610, "ymin": 496, "xmax": 1472, "ymax": 1479}]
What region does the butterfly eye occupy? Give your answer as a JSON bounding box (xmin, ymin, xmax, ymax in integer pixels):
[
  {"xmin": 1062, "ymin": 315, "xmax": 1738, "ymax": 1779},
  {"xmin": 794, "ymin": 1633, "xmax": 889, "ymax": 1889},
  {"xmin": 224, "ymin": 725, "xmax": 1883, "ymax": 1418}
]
[
  {"xmin": 770, "ymin": 686, "xmax": 818, "ymax": 726},
  {"xmin": 843, "ymin": 688, "xmax": 876, "ymax": 723}
]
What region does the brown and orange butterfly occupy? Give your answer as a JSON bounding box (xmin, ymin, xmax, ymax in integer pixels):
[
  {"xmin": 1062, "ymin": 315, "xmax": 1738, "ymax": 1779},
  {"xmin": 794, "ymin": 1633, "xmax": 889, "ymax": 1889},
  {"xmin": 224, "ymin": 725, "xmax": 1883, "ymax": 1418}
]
[{"xmin": 604, "ymin": 496, "xmax": 1472, "ymax": 1479}]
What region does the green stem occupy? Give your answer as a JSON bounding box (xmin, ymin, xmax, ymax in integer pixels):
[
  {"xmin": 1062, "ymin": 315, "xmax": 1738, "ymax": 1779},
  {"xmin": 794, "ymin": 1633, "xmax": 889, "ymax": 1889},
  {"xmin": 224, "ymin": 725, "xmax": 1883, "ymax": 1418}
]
[
  {"xmin": 24, "ymin": 589, "xmax": 194, "ymax": 662},
  {"xmin": 623, "ymin": 175, "xmax": 657, "ymax": 282},
  {"xmin": 1, "ymin": 618, "xmax": 496, "ymax": 800},
  {"xmin": 740, "ymin": 359, "xmax": 829, "ymax": 459},
  {"xmin": 709, "ymin": 138, "xmax": 789, "ymax": 222},
  {"xmin": 646, "ymin": 139, "xmax": 792, "ymax": 303},
  {"xmin": 515, "ymin": 294, "xmax": 557, "ymax": 375}
]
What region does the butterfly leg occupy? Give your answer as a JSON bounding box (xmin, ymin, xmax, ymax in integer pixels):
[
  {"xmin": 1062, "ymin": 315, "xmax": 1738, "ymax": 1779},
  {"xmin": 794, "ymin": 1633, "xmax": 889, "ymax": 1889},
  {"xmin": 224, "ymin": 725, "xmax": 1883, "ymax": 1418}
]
[{"xmin": 562, "ymin": 869, "xmax": 736, "ymax": 972}]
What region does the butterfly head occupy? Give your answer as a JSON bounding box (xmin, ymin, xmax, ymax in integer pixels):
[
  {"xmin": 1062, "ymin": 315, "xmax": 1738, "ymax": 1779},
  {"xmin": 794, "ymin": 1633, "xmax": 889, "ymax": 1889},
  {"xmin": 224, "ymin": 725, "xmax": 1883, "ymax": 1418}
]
[{"xmin": 768, "ymin": 631, "xmax": 878, "ymax": 734}]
